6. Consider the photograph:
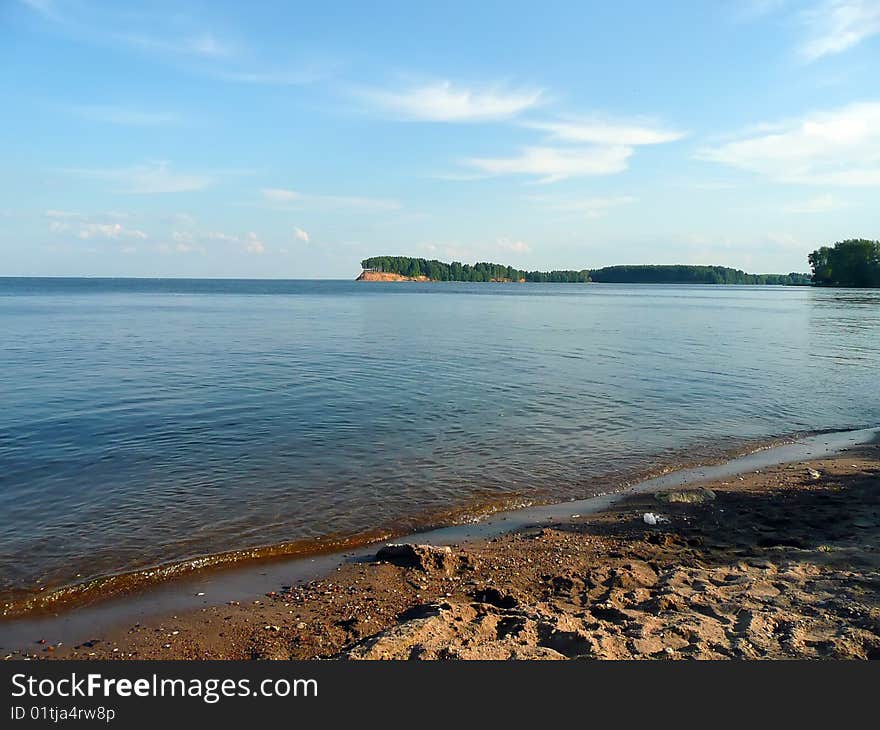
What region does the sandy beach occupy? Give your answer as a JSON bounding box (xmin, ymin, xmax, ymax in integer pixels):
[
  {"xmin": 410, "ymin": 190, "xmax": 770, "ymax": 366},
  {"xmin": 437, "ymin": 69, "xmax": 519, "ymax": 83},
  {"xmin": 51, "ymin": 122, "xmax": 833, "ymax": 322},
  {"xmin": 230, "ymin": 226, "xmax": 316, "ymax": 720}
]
[{"xmin": 8, "ymin": 439, "xmax": 877, "ymax": 661}]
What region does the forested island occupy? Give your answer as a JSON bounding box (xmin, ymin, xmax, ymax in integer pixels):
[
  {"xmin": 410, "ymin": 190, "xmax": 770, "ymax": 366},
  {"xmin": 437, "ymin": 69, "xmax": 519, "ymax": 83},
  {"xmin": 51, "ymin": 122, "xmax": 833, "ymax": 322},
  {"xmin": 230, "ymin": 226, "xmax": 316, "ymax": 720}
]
[
  {"xmin": 361, "ymin": 241, "xmax": 880, "ymax": 287},
  {"xmin": 359, "ymin": 256, "xmax": 810, "ymax": 285},
  {"xmin": 808, "ymin": 239, "xmax": 880, "ymax": 287},
  {"xmin": 359, "ymin": 256, "xmax": 590, "ymax": 282}
]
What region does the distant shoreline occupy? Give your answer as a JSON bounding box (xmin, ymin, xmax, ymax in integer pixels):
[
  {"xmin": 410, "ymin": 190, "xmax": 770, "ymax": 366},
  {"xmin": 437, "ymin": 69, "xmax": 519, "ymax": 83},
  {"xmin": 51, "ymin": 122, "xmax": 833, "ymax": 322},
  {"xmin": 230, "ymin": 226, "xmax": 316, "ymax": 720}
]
[{"xmin": 358, "ymin": 258, "xmax": 811, "ymax": 285}]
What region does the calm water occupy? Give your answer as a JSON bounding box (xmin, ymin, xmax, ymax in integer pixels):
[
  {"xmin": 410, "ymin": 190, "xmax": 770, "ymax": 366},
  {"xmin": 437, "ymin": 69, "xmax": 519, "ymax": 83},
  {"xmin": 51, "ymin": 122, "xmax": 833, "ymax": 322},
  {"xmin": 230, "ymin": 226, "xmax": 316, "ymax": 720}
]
[{"xmin": 1, "ymin": 279, "xmax": 878, "ymax": 607}]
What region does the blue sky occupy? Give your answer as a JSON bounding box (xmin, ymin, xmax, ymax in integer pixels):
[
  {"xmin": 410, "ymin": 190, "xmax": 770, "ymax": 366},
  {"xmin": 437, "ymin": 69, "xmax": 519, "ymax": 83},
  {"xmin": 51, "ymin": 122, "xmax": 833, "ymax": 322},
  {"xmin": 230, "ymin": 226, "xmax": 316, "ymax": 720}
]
[{"xmin": 2, "ymin": 0, "xmax": 879, "ymax": 277}]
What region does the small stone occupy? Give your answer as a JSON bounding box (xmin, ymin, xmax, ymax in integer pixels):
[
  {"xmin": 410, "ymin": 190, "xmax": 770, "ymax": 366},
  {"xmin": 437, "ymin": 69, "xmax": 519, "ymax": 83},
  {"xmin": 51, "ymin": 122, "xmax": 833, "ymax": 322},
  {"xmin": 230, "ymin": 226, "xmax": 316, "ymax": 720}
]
[{"xmin": 655, "ymin": 488, "xmax": 716, "ymax": 504}]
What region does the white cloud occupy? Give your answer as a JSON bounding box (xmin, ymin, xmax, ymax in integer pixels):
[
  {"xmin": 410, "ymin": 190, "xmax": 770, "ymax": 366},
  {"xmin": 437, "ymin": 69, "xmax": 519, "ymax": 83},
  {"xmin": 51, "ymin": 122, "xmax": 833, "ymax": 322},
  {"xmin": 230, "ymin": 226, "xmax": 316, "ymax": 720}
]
[
  {"xmin": 205, "ymin": 231, "xmax": 238, "ymax": 243},
  {"xmin": 163, "ymin": 212, "xmax": 197, "ymax": 227},
  {"xmin": 696, "ymin": 102, "xmax": 880, "ymax": 185},
  {"xmin": 799, "ymin": 0, "xmax": 880, "ymax": 60},
  {"xmin": 46, "ymin": 212, "xmax": 148, "ymax": 240},
  {"xmin": 522, "ymin": 118, "xmax": 685, "ymax": 145},
  {"xmin": 210, "ymin": 68, "xmax": 327, "ymax": 85},
  {"xmin": 261, "ymin": 188, "xmax": 402, "ymax": 212},
  {"xmin": 172, "ymin": 230, "xmax": 195, "ymax": 244},
  {"xmin": 527, "ymin": 195, "xmax": 638, "ymax": 218},
  {"xmin": 77, "ymin": 222, "xmax": 147, "ymax": 240},
  {"xmin": 461, "ymin": 145, "xmax": 633, "ymax": 183},
  {"xmin": 244, "ymin": 232, "xmax": 265, "ymax": 254},
  {"xmin": 45, "ymin": 209, "xmax": 82, "ymax": 220},
  {"xmin": 70, "ymin": 104, "xmax": 180, "ymax": 126},
  {"xmin": 65, "ymin": 161, "xmax": 213, "ymax": 194},
  {"xmin": 356, "ymin": 80, "xmax": 544, "ymax": 122},
  {"xmin": 293, "ymin": 227, "xmax": 310, "ymax": 242},
  {"xmin": 262, "ymin": 189, "xmax": 301, "ymax": 203},
  {"xmin": 782, "ymin": 194, "xmax": 847, "ymax": 212}
]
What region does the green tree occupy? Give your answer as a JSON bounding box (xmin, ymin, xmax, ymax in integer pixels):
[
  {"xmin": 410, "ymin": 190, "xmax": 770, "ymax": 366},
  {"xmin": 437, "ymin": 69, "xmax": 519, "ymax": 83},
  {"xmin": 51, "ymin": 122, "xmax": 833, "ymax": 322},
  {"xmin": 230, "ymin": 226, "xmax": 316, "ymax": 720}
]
[{"xmin": 809, "ymin": 239, "xmax": 880, "ymax": 287}]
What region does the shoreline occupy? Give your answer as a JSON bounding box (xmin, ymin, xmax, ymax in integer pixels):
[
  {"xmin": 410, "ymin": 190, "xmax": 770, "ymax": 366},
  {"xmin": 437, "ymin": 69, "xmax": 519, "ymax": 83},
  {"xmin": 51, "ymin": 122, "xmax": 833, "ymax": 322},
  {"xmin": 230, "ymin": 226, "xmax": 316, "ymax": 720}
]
[
  {"xmin": 1, "ymin": 428, "xmax": 870, "ymax": 621},
  {"xmin": 8, "ymin": 435, "xmax": 878, "ymax": 660},
  {"xmin": 1, "ymin": 426, "xmax": 877, "ymax": 657}
]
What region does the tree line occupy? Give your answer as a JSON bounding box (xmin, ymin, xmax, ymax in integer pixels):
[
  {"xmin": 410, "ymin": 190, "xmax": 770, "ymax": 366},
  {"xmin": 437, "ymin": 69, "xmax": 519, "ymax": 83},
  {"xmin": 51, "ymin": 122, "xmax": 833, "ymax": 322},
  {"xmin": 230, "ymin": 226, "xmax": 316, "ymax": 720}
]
[
  {"xmin": 808, "ymin": 239, "xmax": 880, "ymax": 287},
  {"xmin": 361, "ymin": 256, "xmax": 810, "ymax": 285},
  {"xmin": 589, "ymin": 265, "xmax": 811, "ymax": 285},
  {"xmin": 360, "ymin": 256, "xmax": 590, "ymax": 282}
]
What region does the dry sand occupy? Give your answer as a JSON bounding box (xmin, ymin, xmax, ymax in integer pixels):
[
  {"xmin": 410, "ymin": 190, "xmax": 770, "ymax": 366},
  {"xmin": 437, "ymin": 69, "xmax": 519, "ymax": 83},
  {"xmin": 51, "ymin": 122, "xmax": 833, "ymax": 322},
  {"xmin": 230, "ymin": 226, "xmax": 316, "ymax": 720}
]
[{"xmin": 13, "ymin": 442, "xmax": 880, "ymax": 660}]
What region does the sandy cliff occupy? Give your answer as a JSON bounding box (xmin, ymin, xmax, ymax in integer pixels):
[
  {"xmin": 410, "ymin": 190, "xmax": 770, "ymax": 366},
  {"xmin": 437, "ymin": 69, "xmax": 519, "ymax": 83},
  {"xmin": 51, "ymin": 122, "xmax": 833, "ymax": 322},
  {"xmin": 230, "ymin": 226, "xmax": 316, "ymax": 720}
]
[{"xmin": 356, "ymin": 271, "xmax": 430, "ymax": 282}]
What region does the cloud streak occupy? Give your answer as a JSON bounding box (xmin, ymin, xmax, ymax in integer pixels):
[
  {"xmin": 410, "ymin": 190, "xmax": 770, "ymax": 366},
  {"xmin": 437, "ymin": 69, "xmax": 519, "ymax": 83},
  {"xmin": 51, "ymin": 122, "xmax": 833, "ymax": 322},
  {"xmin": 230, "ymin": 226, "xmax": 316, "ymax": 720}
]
[
  {"xmin": 799, "ymin": 0, "xmax": 880, "ymax": 61},
  {"xmin": 696, "ymin": 102, "xmax": 880, "ymax": 185},
  {"xmin": 461, "ymin": 145, "xmax": 633, "ymax": 183},
  {"xmin": 46, "ymin": 212, "xmax": 148, "ymax": 240},
  {"xmin": 522, "ymin": 118, "xmax": 686, "ymax": 145},
  {"xmin": 261, "ymin": 188, "xmax": 402, "ymax": 212},
  {"xmin": 355, "ymin": 80, "xmax": 544, "ymax": 122},
  {"xmin": 18, "ymin": 0, "xmax": 323, "ymax": 86},
  {"xmin": 64, "ymin": 161, "xmax": 214, "ymax": 194}
]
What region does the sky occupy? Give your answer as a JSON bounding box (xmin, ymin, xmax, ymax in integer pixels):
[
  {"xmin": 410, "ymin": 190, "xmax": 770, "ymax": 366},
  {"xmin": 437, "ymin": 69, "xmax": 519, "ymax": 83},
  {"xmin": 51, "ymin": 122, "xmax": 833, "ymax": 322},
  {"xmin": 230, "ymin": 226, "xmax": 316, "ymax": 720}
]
[{"xmin": 1, "ymin": 0, "xmax": 879, "ymax": 278}]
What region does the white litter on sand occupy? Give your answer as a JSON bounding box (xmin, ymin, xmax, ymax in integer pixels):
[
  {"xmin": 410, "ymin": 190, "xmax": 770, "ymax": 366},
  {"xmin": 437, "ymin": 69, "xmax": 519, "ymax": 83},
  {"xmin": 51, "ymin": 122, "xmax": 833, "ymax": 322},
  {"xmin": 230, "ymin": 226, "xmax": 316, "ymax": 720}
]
[{"xmin": 643, "ymin": 512, "xmax": 669, "ymax": 526}]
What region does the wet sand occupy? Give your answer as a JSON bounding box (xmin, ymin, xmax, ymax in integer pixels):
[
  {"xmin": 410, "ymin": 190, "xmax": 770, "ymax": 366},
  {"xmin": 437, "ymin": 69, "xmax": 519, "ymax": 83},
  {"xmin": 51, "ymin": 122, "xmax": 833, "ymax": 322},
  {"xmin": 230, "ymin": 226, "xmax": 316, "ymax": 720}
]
[{"xmin": 9, "ymin": 439, "xmax": 879, "ymax": 661}]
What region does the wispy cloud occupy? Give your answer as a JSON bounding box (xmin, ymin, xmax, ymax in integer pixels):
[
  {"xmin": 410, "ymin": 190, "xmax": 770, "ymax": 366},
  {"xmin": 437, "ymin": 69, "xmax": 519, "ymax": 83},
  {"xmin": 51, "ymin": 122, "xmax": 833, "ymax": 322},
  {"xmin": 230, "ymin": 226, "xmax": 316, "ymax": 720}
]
[
  {"xmin": 261, "ymin": 188, "xmax": 402, "ymax": 212},
  {"xmin": 116, "ymin": 30, "xmax": 234, "ymax": 59},
  {"xmin": 204, "ymin": 231, "xmax": 238, "ymax": 243},
  {"xmin": 355, "ymin": 80, "xmax": 544, "ymax": 122},
  {"xmin": 696, "ymin": 102, "xmax": 880, "ymax": 185},
  {"xmin": 209, "ymin": 67, "xmax": 329, "ymax": 86},
  {"xmin": 19, "ymin": 1, "xmax": 234, "ymax": 58},
  {"xmin": 158, "ymin": 229, "xmax": 270, "ymax": 255},
  {"xmin": 526, "ymin": 194, "xmax": 638, "ymax": 218},
  {"xmin": 419, "ymin": 236, "xmax": 534, "ymax": 263},
  {"xmin": 69, "ymin": 103, "xmax": 180, "ymax": 126},
  {"xmin": 522, "ymin": 117, "xmax": 685, "ymax": 145},
  {"xmin": 799, "ymin": 0, "xmax": 880, "ymax": 61},
  {"xmin": 46, "ymin": 211, "xmax": 148, "ymax": 240},
  {"xmin": 64, "ymin": 161, "xmax": 214, "ymax": 194},
  {"xmin": 76, "ymin": 222, "xmax": 148, "ymax": 240},
  {"xmin": 18, "ymin": 0, "xmax": 323, "ymax": 85},
  {"xmin": 243, "ymin": 232, "xmax": 265, "ymax": 254},
  {"xmin": 461, "ymin": 145, "xmax": 633, "ymax": 183}
]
